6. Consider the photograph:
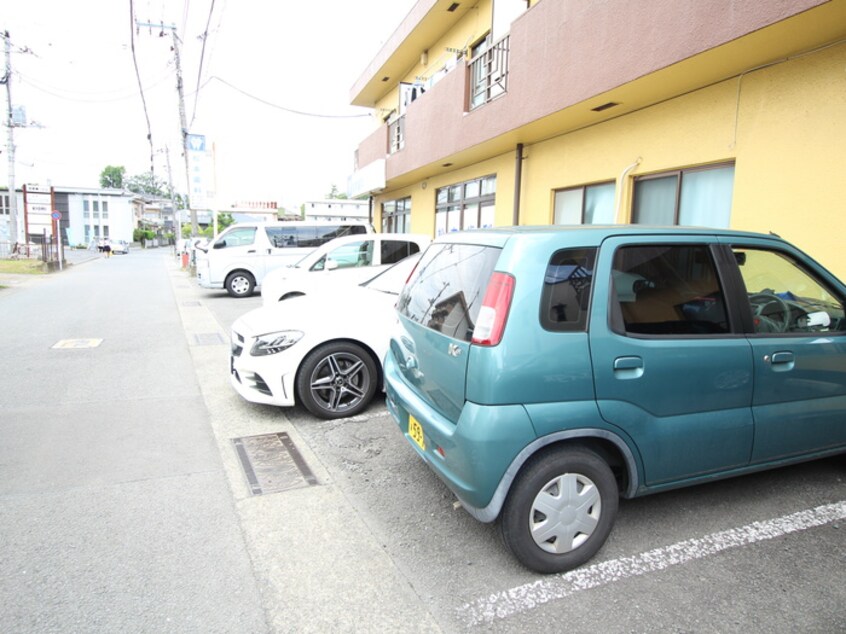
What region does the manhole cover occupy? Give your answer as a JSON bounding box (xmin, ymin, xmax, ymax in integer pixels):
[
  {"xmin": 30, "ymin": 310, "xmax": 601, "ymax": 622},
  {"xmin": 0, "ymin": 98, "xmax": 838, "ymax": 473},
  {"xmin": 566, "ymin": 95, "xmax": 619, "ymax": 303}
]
[
  {"xmin": 232, "ymin": 432, "xmax": 318, "ymax": 496},
  {"xmin": 192, "ymin": 332, "xmax": 226, "ymax": 346},
  {"xmin": 52, "ymin": 338, "xmax": 103, "ymax": 349}
]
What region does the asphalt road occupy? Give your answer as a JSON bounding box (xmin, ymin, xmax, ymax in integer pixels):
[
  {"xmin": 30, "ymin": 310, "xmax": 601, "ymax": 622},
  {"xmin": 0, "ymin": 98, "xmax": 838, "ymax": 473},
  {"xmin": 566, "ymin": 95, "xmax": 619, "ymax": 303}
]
[{"xmin": 2, "ymin": 248, "xmax": 844, "ymax": 633}]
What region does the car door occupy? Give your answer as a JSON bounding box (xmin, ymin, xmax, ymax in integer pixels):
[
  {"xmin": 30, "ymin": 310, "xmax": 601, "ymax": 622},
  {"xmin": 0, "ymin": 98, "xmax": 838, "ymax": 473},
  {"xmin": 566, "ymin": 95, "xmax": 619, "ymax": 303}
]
[
  {"xmin": 723, "ymin": 238, "xmax": 846, "ymax": 462},
  {"xmin": 210, "ymin": 226, "xmax": 262, "ymax": 284},
  {"xmin": 589, "ymin": 236, "xmax": 755, "ymax": 486}
]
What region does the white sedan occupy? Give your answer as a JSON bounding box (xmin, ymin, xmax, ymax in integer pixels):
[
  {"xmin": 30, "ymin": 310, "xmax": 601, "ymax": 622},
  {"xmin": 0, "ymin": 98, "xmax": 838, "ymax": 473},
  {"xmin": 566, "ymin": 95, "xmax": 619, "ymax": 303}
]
[
  {"xmin": 230, "ymin": 254, "xmax": 421, "ymax": 419},
  {"xmin": 260, "ymin": 232, "xmax": 430, "ymax": 307}
]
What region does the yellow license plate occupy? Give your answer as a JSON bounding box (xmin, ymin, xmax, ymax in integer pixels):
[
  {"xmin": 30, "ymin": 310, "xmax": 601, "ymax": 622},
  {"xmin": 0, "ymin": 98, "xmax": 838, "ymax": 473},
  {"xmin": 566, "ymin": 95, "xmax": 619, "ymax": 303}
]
[{"xmin": 408, "ymin": 415, "xmax": 425, "ymax": 451}]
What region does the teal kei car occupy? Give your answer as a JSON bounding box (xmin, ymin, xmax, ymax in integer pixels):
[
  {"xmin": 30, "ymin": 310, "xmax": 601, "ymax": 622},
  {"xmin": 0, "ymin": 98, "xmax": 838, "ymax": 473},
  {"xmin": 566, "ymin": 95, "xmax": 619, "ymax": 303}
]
[{"xmin": 384, "ymin": 226, "xmax": 846, "ymax": 573}]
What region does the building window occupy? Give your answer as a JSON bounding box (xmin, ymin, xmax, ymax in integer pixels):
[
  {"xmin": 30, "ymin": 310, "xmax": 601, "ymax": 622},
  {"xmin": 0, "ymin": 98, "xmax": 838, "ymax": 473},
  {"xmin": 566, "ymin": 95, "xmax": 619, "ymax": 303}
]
[
  {"xmin": 0, "ymin": 193, "xmax": 9, "ymax": 215},
  {"xmin": 554, "ymin": 182, "xmax": 615, "ymax": 225},
  {"xmin": 102, "ymin": 200, "xmax": 109, "ymax": 219},
  {"xmin": 83, "ymin": 199, "xmax": 90, "ymax": 219},
  {"xmin": 435, "ymin": 175, "xmax": 496, "ymax": 236},
  {"xmin": 382, "ymin": 197, "xmax": 411, "ymax": 233},
  {"xmin": 633, "ymin": 163, "xmax": 735, "ymax": 228}
]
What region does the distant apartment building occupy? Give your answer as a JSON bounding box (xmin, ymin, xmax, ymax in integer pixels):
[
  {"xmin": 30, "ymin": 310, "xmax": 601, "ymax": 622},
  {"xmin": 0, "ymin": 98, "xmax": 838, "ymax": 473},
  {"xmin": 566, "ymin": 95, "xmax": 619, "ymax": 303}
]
[
  {"xmin": 303, "ymin": 199, "xmax": 370, "ymax": 222},
  {"xmin": 0, "ymin": 186, "xmax": 174, "ymax": 247},
  {"xmin": 348, "ymin": 0, "xmax": 846, "ymax": 278}
]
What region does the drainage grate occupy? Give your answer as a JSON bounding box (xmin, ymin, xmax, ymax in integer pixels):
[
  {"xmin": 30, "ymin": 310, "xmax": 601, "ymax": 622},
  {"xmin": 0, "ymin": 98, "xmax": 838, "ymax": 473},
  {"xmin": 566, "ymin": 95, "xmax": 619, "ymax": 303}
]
[
  {"xmin": 52, "ymin": 338, "xmax": 104, "ymax": 349},
  {"xmin": 192, "ymin": 332, "xmax": 226, "ymax": 346},
  {"xmin": 181, "ymin": 300, "xmax": 202, "ymax": 307},
  {"xmin": 232, "ymin": 432, "xmax": 318, "ymax": 496}
]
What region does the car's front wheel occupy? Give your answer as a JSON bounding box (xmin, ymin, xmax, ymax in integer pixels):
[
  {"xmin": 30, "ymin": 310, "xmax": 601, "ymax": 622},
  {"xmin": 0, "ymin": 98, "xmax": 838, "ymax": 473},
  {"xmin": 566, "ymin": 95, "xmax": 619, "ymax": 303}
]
[
  {"xmin": 295, "ymin": 342, "xmax": 378, "ymax": 419},
  {"xmin": 225, "ymin": 271, "xmax": 255, "ymax": 297},
  {"xmin": 500, "ymin": 447, "xmax": 618, "ymax": 574}
]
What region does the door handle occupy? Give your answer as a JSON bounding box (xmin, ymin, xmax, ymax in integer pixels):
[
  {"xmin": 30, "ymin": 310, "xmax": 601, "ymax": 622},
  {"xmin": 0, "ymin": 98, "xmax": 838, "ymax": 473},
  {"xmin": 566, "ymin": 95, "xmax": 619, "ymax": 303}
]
[
  {"xmin": 614, "ymin": 356, "xmax": 643, "ymax": 370},
  {"xmin": 247, "ymin": 249, "xmax": 256, "ymax": 254},
  {"xmin": 613, "ymin": 356, "xmax": 644, "ymax": 379},
  {"xmin": 765, "ymin": 351, "xmax": 795, "ymax": 370}
]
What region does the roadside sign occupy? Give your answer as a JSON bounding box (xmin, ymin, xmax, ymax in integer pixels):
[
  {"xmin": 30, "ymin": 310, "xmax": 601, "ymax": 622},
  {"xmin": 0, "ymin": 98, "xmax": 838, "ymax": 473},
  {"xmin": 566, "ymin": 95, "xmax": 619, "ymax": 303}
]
[{"xmin": 51, "ymin": 211, "xmax": 62, "ymax": 220}]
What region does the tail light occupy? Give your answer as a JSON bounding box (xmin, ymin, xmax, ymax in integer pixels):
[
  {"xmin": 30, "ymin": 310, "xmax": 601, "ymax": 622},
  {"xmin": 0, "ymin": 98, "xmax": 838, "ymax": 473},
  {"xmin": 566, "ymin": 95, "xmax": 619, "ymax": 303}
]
[{"xmin": 471, "ymin": 272, "xmax": 515, "ymax": 346}]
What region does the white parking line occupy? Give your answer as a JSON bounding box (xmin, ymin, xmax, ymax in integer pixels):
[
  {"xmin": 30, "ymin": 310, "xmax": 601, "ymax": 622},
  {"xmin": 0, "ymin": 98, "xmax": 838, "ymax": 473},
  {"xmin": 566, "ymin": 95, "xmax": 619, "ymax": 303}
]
[{"xmin": 458, "ymin": 501, "xmax": 846, "ymax": 627}]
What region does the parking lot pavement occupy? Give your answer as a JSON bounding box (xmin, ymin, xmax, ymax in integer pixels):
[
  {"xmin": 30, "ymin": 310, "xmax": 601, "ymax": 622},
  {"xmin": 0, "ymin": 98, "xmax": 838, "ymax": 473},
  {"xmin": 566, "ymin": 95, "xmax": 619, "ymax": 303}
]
[
  {"xmin": 168, "ymin": 257, "xmax": 441, "ymax": 633},
  {"xmin": 174, "ymin": 256, "xmax": 846, "ymax": 633}
]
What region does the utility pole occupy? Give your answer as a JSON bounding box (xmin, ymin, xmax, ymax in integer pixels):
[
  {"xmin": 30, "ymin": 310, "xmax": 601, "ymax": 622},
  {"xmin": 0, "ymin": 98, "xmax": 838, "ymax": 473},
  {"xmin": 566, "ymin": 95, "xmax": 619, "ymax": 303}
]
[
  {"xmin": 136, "ymin": 22, "xmax": 198, "ymax": 236},
  {"xmin": 160, "ymin": 145, "xmax": 180, "ymax": 240},
  {"xmin": 170, "ymin": 28, "xmax": 198, "ymax": 236},
  {"xmin": 2, "ymin": 31, "xmax": 20, "ymax": 248}
]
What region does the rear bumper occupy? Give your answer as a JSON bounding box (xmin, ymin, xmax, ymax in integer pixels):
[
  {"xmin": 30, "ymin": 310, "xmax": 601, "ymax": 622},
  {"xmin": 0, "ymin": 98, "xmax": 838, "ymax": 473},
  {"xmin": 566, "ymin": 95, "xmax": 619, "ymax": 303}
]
[{"xmin": 384, "ymin": 352, "xmax": 536, "ymax": 522}]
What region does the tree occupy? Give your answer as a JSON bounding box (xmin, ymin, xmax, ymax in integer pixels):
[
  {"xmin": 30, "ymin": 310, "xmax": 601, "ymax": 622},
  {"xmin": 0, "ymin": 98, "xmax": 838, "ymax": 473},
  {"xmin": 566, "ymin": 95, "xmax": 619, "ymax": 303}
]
[
  {"xmin": 326, "ymin": 184, "xmax": 348, "ymax": 200},
  {"xmin": 100, "ymin": 165, "xmax": 126, "ymax": 189},
  {"xmin": 125, "ymin": 171, "xmax": 167, "ymax": 197}
]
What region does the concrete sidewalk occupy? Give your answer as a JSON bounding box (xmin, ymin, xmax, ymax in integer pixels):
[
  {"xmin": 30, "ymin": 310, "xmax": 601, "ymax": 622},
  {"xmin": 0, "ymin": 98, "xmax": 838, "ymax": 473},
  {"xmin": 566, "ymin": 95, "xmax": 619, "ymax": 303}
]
[{"xmin": 167, "ymin": 254, "xmax": 441, "ymax": 632}]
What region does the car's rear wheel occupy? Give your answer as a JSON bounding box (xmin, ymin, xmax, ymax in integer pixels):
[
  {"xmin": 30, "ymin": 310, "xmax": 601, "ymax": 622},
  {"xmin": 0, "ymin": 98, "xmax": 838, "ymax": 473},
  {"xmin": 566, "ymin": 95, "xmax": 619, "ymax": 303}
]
[
  {"xmin": 225, "ymin": 271, "xmax": 255, "ymax": 297},
  {"xmin": 500, "ymin": 447, "xmax": 618, "ymax": 574},
  {"xmin": 296, "ymin": 342, "xmax": 378, "ymax": 419}
]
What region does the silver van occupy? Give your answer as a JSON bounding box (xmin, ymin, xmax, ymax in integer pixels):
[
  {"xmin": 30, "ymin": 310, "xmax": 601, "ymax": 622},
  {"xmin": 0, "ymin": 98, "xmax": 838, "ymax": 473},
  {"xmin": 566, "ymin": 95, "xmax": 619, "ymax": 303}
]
[{"xmin": 196, "ymin": 220, "xmax": 372, "ymax": 297}]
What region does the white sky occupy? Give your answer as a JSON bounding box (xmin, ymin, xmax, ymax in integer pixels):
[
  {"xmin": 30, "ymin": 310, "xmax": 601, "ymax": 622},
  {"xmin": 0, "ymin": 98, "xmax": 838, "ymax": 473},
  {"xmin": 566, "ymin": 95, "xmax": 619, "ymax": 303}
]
[{"xmin": 2, "ymin": 0, "xmax": 416, "ymax": 210}]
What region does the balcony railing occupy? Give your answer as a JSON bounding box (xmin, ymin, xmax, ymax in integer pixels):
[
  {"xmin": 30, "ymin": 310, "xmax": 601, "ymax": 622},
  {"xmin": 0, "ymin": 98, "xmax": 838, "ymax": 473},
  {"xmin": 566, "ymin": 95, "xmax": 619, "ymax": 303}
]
[
  {"xmin": 469, "ymin": 35, "xmax": 510, "ymax": 110},
  {"xmin": 388, "ymin": 114, "xmax": 406, "ymax": 154}
]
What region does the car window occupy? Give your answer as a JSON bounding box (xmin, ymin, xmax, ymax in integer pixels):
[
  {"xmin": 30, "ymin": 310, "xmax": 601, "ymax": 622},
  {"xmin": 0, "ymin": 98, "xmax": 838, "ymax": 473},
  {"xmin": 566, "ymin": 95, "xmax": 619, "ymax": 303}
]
[
  {"xmin": 310, "ymin": 224, "xmax": 365, "ymax": 246},
  {"xmin": 312, "ymin": 240, "xmax": 373, "ymax": 271},
  {"xmin": 733, "ymin": 247, "xmax": 846, "ymax": 334},
  {"xmin": 265, "ymin": 227, "xmax": 300, "ymax": 248},
  {"xmin": 612, "ymin": 244, "xmax": 729, "ymax": 335},
  {"xmin": 216, "ymin": 227, "xmax": 256, "ymax": 248},
  {"xmin": 381, "ymin": 240, "xmax": 421, "ymax": 265},
  {"xmin": 541, "ymin": 248, "xmax": 596, "ymax": 332},
  {"xmin": 397, "ymin": 243, "xmax": 501, "ymax": 341}
]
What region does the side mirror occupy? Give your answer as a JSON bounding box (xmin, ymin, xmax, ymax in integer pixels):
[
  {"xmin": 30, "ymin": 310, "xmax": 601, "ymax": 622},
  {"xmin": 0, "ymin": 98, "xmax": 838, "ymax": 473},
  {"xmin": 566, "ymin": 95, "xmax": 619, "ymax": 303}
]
[
  {"xmin": 325, "ymin": 259, "xmax": 339, "ymax": 271},
  {"xmin": 213, "ymin": 240, "xmax": 226, "ymax": 249}
]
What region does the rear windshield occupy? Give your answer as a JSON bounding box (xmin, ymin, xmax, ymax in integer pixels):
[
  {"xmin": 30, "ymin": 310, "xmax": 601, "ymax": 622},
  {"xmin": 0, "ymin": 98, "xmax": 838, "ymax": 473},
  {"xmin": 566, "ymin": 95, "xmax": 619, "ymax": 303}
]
[{"xmin": 397, "ymin": 243, "xmax": 501, "ymax": 342}]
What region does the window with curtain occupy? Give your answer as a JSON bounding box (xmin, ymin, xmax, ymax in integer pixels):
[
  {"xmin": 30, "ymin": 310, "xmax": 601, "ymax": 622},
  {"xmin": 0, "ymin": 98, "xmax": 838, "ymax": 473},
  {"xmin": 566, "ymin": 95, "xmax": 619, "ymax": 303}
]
[
  {"xmin": 435, "ymin": 175, "xmax": 496, "ymax": 236},
  {"xmin": 381, "ymin": 197, "xmax": 411, "ymax": 233},
  {"xmin": 633, "ymin": 163, "xmax": 735, "ymax": 227},
  {"xmin": 553, "ymin": 182, "xmax": 615, "ymax": 225}
]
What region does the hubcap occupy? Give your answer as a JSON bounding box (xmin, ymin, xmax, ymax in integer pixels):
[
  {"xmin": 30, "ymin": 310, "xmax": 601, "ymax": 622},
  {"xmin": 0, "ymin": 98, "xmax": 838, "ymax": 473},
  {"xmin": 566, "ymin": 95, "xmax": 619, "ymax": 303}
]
[
  {"xmin": 308, "ymin": 352, "xmax": 371, "ymax": 413},
  {"xmin": 529, "ymin": 472, "xmax": 601, "ymax": 554},
  {"xmin": 231, "ymin": 277, "xmax": 250, "ymax": 295}
]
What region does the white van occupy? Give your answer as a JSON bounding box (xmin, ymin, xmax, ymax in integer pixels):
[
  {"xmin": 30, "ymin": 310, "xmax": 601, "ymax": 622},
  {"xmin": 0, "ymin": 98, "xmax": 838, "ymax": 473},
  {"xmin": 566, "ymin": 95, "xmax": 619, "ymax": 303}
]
[{"xmin": 195, "ymin": 220, "xmax": 373, "ymax": 297}]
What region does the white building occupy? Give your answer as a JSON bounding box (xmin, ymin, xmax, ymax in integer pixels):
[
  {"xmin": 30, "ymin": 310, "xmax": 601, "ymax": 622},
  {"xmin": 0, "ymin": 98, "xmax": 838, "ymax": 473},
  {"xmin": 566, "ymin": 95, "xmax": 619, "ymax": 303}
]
[
  {"xmin": 303, "ymin": 199, "xmax": 370, "ymax": 222},
  {"xmin": 1, "ymin": 186, "xmax": 143, "ymax": 247}
]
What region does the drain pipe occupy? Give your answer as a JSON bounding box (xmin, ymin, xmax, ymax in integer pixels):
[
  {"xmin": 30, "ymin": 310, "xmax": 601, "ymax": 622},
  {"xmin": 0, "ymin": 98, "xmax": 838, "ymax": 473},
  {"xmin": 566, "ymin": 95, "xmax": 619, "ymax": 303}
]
[
  {"xmin": 615, "ymin": 157, "xmax": 642, "ymax": 224},
  {"xmin": 513, "ymin": 143, "xmax": 524, "ymax": 226}
]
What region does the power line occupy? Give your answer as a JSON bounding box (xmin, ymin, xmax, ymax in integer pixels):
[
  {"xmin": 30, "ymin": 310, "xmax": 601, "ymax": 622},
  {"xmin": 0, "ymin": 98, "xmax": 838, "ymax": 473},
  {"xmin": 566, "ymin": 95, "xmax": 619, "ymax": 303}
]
[
  {"xmin": 129, "ymin": 0, "xmax": 155, "ymax": 176},
  {"xmin": 189, "ymin": 0, "xmax": 216, "ymax": 127},
  {"xmin": 15, "ymin": 70, "xmax": 172, "ymax": 103},
  {"xmin": 206, "ymin": 76, "xmax": 370, "ymax": 119}
]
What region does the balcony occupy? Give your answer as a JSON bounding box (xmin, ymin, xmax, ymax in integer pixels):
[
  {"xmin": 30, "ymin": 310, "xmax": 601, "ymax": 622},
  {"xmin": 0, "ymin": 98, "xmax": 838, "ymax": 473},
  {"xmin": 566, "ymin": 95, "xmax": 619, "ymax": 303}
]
[
  {"xmin": 350, "ymin": 0, "xmax": 840, "ymax": 196},
  {"xmin": 388, "ymin": 114, "xmax": 405, "ymax": 154},
  {"xmin": 469, "ymin": 36, "xmax": 509, "ymax": 110}
]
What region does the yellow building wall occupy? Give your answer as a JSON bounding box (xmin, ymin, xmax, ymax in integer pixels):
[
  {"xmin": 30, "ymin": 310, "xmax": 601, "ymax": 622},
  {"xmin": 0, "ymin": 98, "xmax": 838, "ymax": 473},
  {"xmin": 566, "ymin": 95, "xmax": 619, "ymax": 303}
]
[
  {"xmin": 519, "ymin": 42, "xmax": 846, "ymax": 279},
  {"xmin": 732, "ymin": 43, "xmax": 846, "ymax": 279}
]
